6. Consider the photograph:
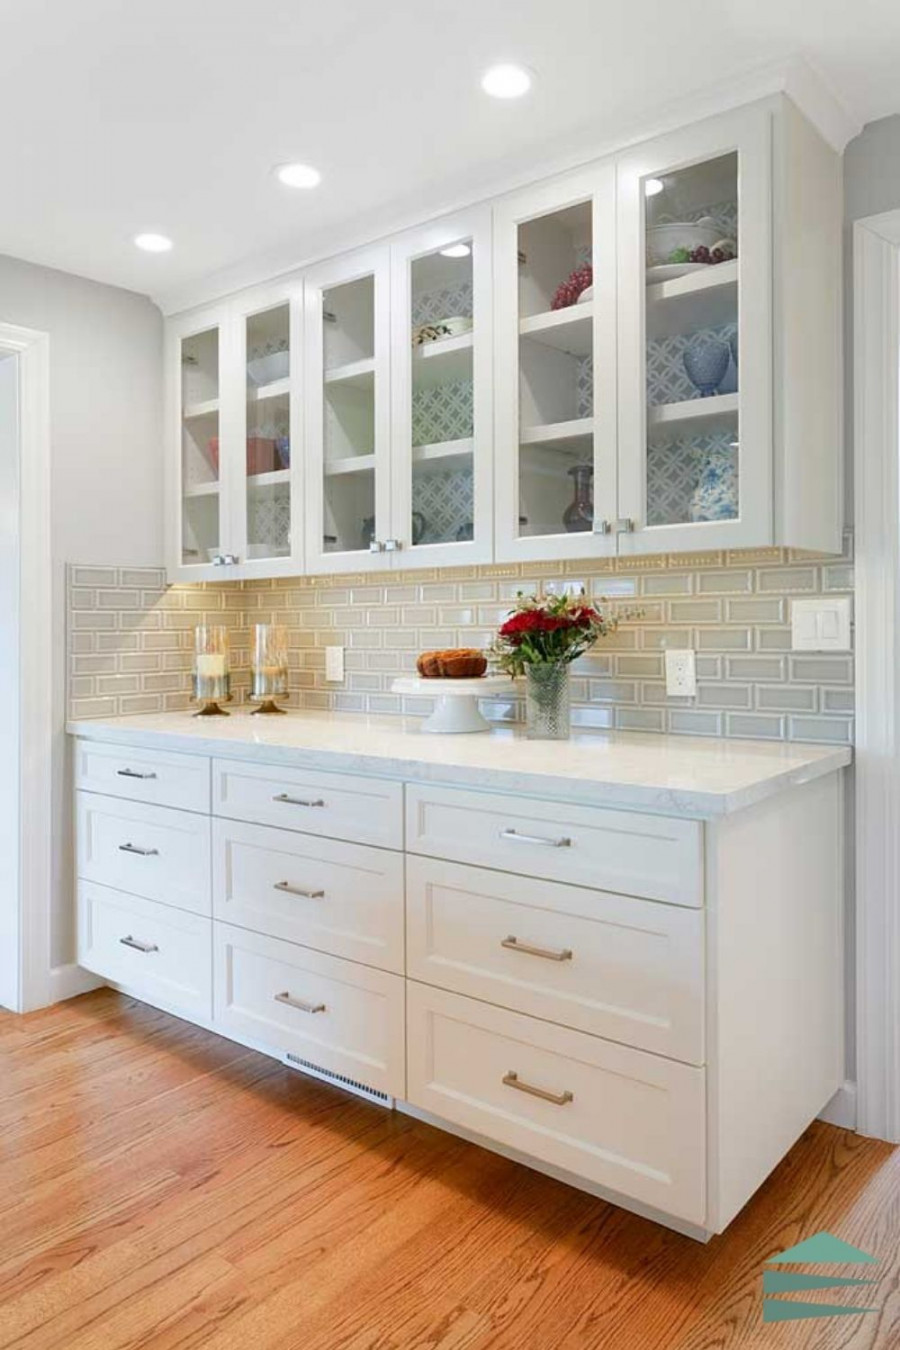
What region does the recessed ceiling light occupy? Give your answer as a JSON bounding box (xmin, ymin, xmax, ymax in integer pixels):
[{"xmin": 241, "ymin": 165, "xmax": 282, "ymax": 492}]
[
  {"xmin": 275, "ymin": 162, "xmax": 321, "ymax": 189},
  {"xmin": 481, "ymin": 64, "xmax": 532, "ymax": 100},
  {"xmin": 644, "ymin": 178, "xmax": 665, "ymax": 197},
  {"xmin": 134, "ymin": 232, "xmax": 173, "ymax": 253},
  {"xmin": 439, "ymin": 243, "xmax": 471, "ymax": 258}
]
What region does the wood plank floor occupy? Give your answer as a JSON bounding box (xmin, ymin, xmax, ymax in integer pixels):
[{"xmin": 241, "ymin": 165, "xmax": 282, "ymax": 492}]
[{"xmin": 1, "ymin": 991, "xmax": 899, "ymax": 1350}]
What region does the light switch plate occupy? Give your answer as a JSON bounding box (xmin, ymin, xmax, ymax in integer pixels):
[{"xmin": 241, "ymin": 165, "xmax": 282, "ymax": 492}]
[
  {"xmin": 791, "ymin": 597, "xmax": 852, "ymax": 652},
  {"xmin": 325, "ymin": 646, "xmax": 345, "ymax": 682},
  {"xmin": 665, "ymin": 648, "xmax": 697, "ymax": 697}
]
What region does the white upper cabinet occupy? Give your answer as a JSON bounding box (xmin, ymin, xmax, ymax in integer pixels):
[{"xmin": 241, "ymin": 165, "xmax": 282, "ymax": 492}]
[
  {"xmin": 303, "ymin": 246, "xmax": 392, "ymax": 574},
  {"xmin": 167, "ymin": 280, "xmax": 303, "ymax": 583},
  {"xmin": 616, "ymin": 105, "xmax": 772, "ymax": 553},
  {"xmin": 165, "ymin": 96, "xmax": 842, "ymax": 582},
  {"xmin": 494, "ymin": 163, "xmax": 618, "ymax": 562},
  {"xmin": 389, "ymin": 207, "xmax": 493, "ymax": 566}
]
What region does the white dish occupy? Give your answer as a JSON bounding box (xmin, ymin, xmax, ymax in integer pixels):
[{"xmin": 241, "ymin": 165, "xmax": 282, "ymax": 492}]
[
  {"xmin": 577, "ymin": 285, "xmax": 594, "ymax": 303},
  {"xmin": 646, "ymin": 262, "xmax": 711, "ymax": 284},
  {"xmin": 247, "ymin": 351, "xmax": 289, "ymax": 386},
  {"xmin": 392, "ymin": 675, "xmax": 517, "ymax": 734},
  {"xmin": 646, "ymin": 217, "xmax": 720, "ymax": 267}
]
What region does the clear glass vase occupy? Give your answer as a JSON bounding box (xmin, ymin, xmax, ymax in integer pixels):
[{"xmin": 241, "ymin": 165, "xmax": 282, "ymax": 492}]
[{"xmin": 524, "ymin": 662, "xmax": 571, "ymax": 740}]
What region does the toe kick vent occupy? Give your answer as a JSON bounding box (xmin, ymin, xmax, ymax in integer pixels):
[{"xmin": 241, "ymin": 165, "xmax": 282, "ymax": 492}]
[{"xmin": 284, "ymin": 1052, "xmax": 393, "ymax": 1108}]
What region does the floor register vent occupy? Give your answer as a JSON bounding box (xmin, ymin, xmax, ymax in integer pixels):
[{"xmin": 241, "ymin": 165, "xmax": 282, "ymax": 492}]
[{"xmin": 284, "ymin": 1052, "xmax": 393, "ymax": 1108}]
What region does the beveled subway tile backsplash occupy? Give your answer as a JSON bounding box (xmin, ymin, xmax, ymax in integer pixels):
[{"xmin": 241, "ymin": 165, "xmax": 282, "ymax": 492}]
[{"xmin": 66, "ymin": 535, "xmax": 855, "ymax": 744}]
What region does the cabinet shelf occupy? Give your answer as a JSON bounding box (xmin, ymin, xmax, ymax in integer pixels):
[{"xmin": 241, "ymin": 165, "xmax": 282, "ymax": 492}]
[
  {"xmin": 413, "ymin": 332, "xmax": 473, "ymax": 388},
  {"xmin": 520, "ymin": 418, "xmax": 593, "ymax": 447},
  {"xmin": 519, "ymin": 304, "xmax": 593, "ymax": 356},
  {"xmin": 325, "ymin": 453, "xmax": 376, "ymax": 477},
  {"xmin": 248, "ymin": 377, "xmax": 290, "ymax": 403},
  {"xmin": 325, "ymin": 358, "xmax": 375, "ymax": 389},
  {"xmin": 247, "ymin": 469, "xmax": 290, "ymax": 490},
  {"xmin": 412, "ymin": 438, "xmax": 474, "ymax": 473},
  {"xmin": 648, "ymin": 392, "xmax": 738, "ymax": 437},
  {"xmin": 646, "ymin": 261, "xmax": 738, "ymax": 340},
  {"xmin": 184, "ymin": 480, "xmax": 220, "ymax": 499},
  {"xmin": 183, "ymin": 398, "xmax": 220, "ymax": 420}
]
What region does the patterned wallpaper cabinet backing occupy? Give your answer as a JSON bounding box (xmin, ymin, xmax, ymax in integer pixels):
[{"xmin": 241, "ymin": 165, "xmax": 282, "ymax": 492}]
[{"xmin": 68, "ymin": 534, "xmax": 854, "ymax": 746}]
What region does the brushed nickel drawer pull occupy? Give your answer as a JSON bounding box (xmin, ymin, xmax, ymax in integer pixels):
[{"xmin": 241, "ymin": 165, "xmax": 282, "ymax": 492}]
[
  {"xmin": 274, "ymin": 991, "xmax": 326, "ymax": 1015},
  {"xmin": 274, "ymin": 880, "xmax": 326, "ymax": 900},
  {"xmin": 119, "ymin": 935, "xmax": 158, "ymax": 954},
  {"xmin": 502, "ymin": 1071, "xmax": 573, "ymax": 1106},
  {"xmin": 118, "ymin": 843, "xmax": 160, "ymax": 857},
  {"xmin": 272, "ymin": 794, "xmax": 325, "ymax": 808},
  {"xmin": 116, "ymin": 768, "xmax": 158, "ymax": 780},
  {"xmin": 501, "ymin": 935, "xmax": 573, "ymax": 962},
  {"xmin": 500, "ymin": 828, "xmax": 572, "ymax": 849}
]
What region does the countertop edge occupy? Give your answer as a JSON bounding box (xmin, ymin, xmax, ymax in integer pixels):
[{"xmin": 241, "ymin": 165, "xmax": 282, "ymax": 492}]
[{"xmin": 65, "ymin": 718, "xmax": 852, "ymax": 820}]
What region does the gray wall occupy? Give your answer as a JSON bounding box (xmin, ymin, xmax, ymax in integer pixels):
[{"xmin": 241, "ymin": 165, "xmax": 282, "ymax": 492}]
[{"xmin": 0, "ymin": 253, "xmax": 164, "ymax": 970}]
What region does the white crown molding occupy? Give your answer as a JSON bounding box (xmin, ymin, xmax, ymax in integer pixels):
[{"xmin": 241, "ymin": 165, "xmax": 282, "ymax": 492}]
[{"xmin": 155, "ymin": 57, "xmax": 860, "ymax": 318}]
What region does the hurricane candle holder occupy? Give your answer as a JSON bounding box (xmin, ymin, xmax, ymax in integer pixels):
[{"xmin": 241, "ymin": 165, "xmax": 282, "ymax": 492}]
[
  {"xmin": 250, "ymin": 624, "xmax": 288, "ymax": 715},
  {"xmin": 192, "ymin": 625, "xmax": 232, "ymax": 716}
]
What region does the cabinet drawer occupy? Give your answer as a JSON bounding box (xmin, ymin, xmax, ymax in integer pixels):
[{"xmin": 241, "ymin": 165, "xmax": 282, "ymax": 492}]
[
  {"xmin": 74, "ymin": 739, "xmax": 210, "ymax": 813},
  {"xmin": 406, "ymin": 784, "xmax": 702, "ymax": 906},
  {"xmin": 76, "ymin": 791, "xmax": 211, "ymax": 916},
  {"xmin": 407, "ymin": 857, "xmax": 704, "ymax": 1063},
  {"xmin": 407, "ymin": 983, "xmax": 706, "ymax": 1224},
  {"xmin": 77, "ymin": 881, "xmax": 212, "ymax": 1020},
  {"xmin": 213, "ymin": 758, "xmax": 403, "ymax": 849},
  {"xmin": 213, "ymin": 817, "xmax": 404, "ymax": 973},
  {"xmin": 214, "ymin": 923, "xmax": 405, "ymax": 1099}
]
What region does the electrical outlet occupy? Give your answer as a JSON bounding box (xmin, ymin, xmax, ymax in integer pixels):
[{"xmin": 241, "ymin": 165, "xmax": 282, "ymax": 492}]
[
  {"xmin": 325, "ymin": 646, "xmax": 344, "ymax": 682},
  {"xmin": 665, "ymin": 648, "xmax": 697, "ymax": 697}
]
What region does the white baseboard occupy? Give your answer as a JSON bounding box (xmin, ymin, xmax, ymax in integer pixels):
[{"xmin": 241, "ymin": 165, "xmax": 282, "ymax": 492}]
[
  {"xmin": 48, "ymin": 962, "xmax": 105, "ymax": 1004},
  {"xmin": 818, "ymin": 1080, "xmax": 857, "ymax": 1130}
]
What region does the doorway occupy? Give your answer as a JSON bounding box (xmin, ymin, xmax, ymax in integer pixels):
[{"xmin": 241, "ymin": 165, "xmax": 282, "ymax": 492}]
[{"xmin": 0, "ymin": 351, "xmax": 19, "ymax": 1010}]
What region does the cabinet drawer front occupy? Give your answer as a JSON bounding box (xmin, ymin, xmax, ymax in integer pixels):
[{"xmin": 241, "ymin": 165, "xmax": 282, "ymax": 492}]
[
  {"xmin": 213, "ymin": 818, "xmax": 404, "ymax": 973},
  {"xmin": 76, "ymin": 792, "xmax": 211, "ymax": 916},
  {"xmin": 214, "ymin": 924, "xmax": 405, "ymax": 1098},
  {"xmin": 407, "ymin": 857, "xmax": 704, "ymax": 1063},
  {"xmin": 74, "ymin": 739, "xmax": 210, "ymax": 813},
  {"xmin": 213, "ymin": 758, "xmax": 403, "ymax": 849},
  {"xmin": 77, "ymin": 881, "xmax": 212, "ymax": 1020},
  {"xmin": 407, "ymin": 983, "xmax": 706, "ymax": 1224},
  {"xmin": 406, "ymin": 784, "xmax": 702, "ymax": 906}
]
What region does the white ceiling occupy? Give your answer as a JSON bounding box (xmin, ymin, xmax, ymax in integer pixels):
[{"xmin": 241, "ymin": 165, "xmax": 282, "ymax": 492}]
[{"xmin": 1, "ymin": 0, "xmax": 899, "ymax": 310}]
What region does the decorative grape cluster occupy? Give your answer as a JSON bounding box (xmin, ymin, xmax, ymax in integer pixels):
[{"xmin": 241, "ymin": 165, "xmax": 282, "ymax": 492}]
[
  {"xmin": 550, "ymin": 263, "xmax": 593, "ymax": 310},
  {"xmin": 668, "ymin": 242, "xmax": 736, "ymax": 266}
]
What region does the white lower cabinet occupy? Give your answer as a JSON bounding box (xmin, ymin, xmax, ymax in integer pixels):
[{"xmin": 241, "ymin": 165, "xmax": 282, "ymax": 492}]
[
  {"xmin": 406, "ymin": 856, "xmax": 704, "ymax": 1063},
  {"xmin": 407, "ymin": 982, "xmax": 706, "ymax": 1225},
  {"xmin": 78, "ymin": 881, "xmax": 212, "ymax": 1020},
  {"xmin": 214, "ymin": 923, "xmax": 406, "ymax": 1099}
]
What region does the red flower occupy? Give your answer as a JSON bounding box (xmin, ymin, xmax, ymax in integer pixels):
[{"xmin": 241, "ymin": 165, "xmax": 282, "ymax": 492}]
[{"xmin": 499, "ymin": 610, "xmax": 573, "ymax": 637}]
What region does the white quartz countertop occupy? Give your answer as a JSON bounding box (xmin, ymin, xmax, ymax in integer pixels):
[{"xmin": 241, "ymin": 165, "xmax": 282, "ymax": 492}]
[{"xmin": 67, "ymin": 710, "xmax": 851, "ymax": 818}]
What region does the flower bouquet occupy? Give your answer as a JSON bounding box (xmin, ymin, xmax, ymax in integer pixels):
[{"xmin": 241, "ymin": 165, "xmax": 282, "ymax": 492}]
[{"xmin": 491, "ymin": 593, "xmax": 619, "ymax": 739}]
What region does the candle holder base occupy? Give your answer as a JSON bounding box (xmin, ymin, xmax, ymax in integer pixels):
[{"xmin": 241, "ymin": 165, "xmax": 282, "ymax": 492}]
[
  {"xmin": 250, "ymin": 700, "xmax": 287, "ymax": 716},
  {"xmin": 193, "ymin": 700, "xmax": 231, "ymax": 717}
]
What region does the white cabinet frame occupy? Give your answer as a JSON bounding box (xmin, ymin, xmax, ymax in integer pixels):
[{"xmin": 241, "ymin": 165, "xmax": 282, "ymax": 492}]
[
  {"xmin": 390, "ymin": 206, "xmax": 494, "ymax": 567},
  {"xmin": 616, "ymin": 105, "xmax": 773, "ymax": 554},
  {"xmin": 493, "ymin": 162, "xmax": 618, "ymax": 563}
]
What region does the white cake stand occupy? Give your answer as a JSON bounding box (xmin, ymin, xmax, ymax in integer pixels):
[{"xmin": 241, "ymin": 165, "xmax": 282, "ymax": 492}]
[{"xmin": 392, "ymin": 675, "xmax": 518, "ymax": 734}]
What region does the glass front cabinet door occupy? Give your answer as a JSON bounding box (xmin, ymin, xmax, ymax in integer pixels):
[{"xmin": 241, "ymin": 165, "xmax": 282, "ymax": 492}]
[
  {"xmin": 303, "ymin": 246, "xmax": 392, "ymax": 574},
  {"xmin": 615, "ymin": 105, "xmax": 772, "ymax": 554},
  {"xmin": 232, "ymin": 279, "xmax": 302, "ymax": 576},
  {"xmin": 493, "ymin": 163, "xmax": 618, "ymax": 562},
  {"xmin": 389, "ymin": 207, "xmax": 493, "ymax": 566}
]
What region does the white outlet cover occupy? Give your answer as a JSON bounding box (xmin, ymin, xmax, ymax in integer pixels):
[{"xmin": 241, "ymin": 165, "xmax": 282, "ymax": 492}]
[
  {"xmin": 665, "ymin": 648, "xmax": 697, "ymax": 697},
  {"xmin": 791, "ymin": 597, "xmax": 852, "ymax": 652},
  {"xmin": 325, "ymin": 645, "xmax": 345, "ymax": 681}
]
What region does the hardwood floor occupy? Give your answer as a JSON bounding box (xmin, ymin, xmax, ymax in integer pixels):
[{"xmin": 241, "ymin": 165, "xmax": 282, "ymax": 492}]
[{"xmin": 1, "ymin": 991, "xmax": 898, "ymax": 1350}]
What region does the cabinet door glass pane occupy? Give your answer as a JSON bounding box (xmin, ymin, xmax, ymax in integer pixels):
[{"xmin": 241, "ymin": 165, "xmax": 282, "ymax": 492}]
[
  {"xmin": 644, "ymin": 153, "xmax": 738, "ymax": 526},
  {"xmin": 181, "ymin": 327, "xmax": 221, "ymax": 566},
  {"xmin": 409, "ymin": 241, "xmax": 474, "ymax": 546},
  {"xmin": 246, "ymin": 303, "xmax": 291, "ymax": 561},
  {"xmin": 321, "ymin": 276, "xmax": 375, "ymax": 554},
  {"xmin": 516, "ymin": 201, "xmax": 595, "ymax": 539}
]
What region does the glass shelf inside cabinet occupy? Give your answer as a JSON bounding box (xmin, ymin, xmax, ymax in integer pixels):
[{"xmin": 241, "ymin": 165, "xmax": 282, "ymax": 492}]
[
  {"xmin": 410, "ymin": 243, "xmax": 474, "ymax": 545},
  {"xmin": 322, "ymin": 276, "xmax": 376, "ymax": 553},
  {"xmin": 516, "ymin": 200, "xmax": 596, "ymax": 540},
  {"xmin": 181, "ymin": 327, "xmax": 221, "ymax": 565},
  {"xmin": 245, "ymin": 303, "xmax": 291, "ymax": 560},
  {"xmin": 644, "ymin": 152, "xmax": 739, "ymax": 526}
]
